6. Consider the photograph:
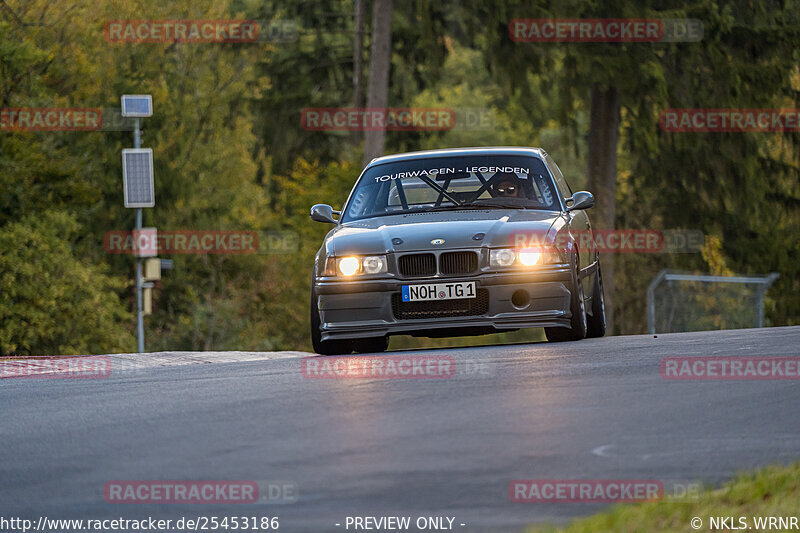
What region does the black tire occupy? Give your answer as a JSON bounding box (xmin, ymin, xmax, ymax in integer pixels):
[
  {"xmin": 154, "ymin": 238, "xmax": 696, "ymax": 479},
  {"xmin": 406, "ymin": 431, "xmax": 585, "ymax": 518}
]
[
  {"xmin": 586, "ymin": 262, "xmax": 606, "ymax": 338},
  {"xmin": 352, "ymin": 336, "xmax": 389, "ymax": 354},
  {"xmin": 545, "ymin": 259, "xmax": 587, "ymax": 342},
  {"xmin": 310, "ymin": 274, "xmax": 352, "ymax": 355}
]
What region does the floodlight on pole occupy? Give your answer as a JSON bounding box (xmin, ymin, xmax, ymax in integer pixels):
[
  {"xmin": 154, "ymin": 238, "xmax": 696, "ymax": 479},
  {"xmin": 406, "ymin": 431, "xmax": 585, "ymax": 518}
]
[
  {"xmin": 121, "ymin": 95, "xmax": 153, "ymax": 117},
  {"xmin": 122, "ymin": 149, "xmax": 155, "ymax": 208},
  {"xmin": 120, "ymin": 94, "xmax": 153, "ymax": 353}
]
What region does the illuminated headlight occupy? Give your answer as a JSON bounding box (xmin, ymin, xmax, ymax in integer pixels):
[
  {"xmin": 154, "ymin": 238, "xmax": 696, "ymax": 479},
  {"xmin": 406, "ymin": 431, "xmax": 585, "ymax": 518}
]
[
  {"xmin": 518, "ymin": 248, "xmax": 542, "ymax": 266},
  {"xmin": 331, "ymin": 255, "xmax": 388, "ymax": 276},
  {"xmin": 490, "ymin": 247, "xmax": 559, "ymax": 268},
  {"xmin": 338, "ymin": 256, "xmax": 361, "ymax": 276}
]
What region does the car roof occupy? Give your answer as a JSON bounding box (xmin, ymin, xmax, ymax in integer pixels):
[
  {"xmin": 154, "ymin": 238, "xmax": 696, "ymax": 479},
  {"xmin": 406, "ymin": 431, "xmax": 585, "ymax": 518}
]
[{"xmin": 365, "ymin": 147, "xmax": 548, "ymax": 168}]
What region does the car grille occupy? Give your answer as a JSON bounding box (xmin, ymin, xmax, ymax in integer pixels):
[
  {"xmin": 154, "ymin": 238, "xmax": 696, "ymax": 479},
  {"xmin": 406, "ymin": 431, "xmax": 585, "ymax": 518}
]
[
  {"xmin": 391, "ymin": 289, "xmax": 489, "ymax": 320},
  {"xmin": 398, "ymin": 253, "xmax": 436, "ymax": 277},
  {"xmin": 398, "ymin": 251, "xmax": 479, "ymax": 277},
  {"xmin": 439, "ymin": 251, "xmax": 478, "ymax": 275}
]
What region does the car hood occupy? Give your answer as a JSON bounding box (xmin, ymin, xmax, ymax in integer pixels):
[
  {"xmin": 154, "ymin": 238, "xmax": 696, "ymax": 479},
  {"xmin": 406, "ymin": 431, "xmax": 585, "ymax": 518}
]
[{"xmin": 327, "ymin": 210, "xmax": 564, "ymax": 255}]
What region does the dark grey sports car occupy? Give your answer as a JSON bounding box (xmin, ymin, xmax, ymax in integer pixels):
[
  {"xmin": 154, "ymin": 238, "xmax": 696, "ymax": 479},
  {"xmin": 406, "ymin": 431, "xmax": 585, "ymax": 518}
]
[{"xmin": 309, "ymin": 147, "xmax": 605, "ymax": 355}]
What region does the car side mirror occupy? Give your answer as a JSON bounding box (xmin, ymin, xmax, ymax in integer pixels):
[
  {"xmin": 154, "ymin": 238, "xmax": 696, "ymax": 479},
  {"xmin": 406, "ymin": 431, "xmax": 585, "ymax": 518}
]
[
  {"xmin": 310, "ymin": 204, "xmax": 339, "ymax": 224},
  {"xmin": 567, "ymin": 191, "xmax": 594, "ymax": 211}
]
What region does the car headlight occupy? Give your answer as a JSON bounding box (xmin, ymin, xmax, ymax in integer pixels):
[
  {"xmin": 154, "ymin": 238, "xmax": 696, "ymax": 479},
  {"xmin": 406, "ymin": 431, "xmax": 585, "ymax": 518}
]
[
  {"xmin": 490, "ymin": 249, "xmax": 516, "ymax": 267},
  {"xmin": 490, "ymin": 247, "xmax": 559, "ymax": 268},
  {"xmin": 362, "ymin": 255, "xmax": 388, "ymax": 274},
  {"xmin": 329, "ymin": 255, "xmax": 388, "ymax": 276},
  {"xmin": 338, "ymin": 256, "xmax": 361, "ymax": 276},
  {"xmin": 518, "ymin": 248, "xmax": 541, "ymax": 266}
]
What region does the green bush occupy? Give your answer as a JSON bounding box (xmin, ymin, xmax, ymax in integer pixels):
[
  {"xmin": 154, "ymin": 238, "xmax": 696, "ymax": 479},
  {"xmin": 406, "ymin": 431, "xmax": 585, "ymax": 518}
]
[{"xmin": 0, "ymin": 212, "xmax": 134, "ymax": 354}]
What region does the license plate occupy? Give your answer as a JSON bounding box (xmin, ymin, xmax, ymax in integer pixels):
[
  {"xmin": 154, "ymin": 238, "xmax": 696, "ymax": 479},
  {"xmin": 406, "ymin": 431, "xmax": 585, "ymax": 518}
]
[{"xmin": 401, "ymin": 282, "xmax": 476, "ymax": 302}]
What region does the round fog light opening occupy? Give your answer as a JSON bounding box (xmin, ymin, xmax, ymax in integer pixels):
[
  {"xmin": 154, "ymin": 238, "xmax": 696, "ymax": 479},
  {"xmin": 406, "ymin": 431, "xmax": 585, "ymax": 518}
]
[{"xmin": 511, "ymin": 289, "xmax": 530, "ymax": 309}]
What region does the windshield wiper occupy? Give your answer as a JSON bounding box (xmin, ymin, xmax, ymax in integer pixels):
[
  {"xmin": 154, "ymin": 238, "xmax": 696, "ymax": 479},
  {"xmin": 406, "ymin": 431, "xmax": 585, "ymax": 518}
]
[
  {"xmin": 418, "ymin": 203, "xmax": 524, "ymax": 212},
  {"xmin": 468, "ymin": 199, "xmax": 526, "ymax": 209}
]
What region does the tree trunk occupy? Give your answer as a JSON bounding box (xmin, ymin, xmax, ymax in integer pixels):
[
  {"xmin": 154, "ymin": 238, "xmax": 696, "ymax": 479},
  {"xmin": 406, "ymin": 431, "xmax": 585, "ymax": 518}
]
[
  {"xmin": 362, "ymin": 0, "xmax": 393, "ymax": 167},
  {"xmin": 351, "ymin": 0, "xmax": 366, "ymax": 144},
  {"xmin": 586, "ymin": 84, "xmax": 620, "ymax": 334},
  {"xmin": 353, "ymin": 0, "xmax": 366, "ymax": 108}
]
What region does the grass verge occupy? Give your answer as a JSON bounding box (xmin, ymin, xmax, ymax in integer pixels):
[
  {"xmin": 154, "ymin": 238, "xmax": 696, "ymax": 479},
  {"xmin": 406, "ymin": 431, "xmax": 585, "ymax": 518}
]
[{"xmin": 527, "ymin": 463, "xmax": 799, "ymax": 532}]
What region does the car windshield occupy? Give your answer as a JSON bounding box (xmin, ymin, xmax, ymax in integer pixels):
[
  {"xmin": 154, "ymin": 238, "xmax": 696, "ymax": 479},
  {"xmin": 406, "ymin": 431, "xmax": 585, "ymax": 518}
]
[{"xmin": 341, "ymin": 155, "xmax": 560, "ymax": 222}]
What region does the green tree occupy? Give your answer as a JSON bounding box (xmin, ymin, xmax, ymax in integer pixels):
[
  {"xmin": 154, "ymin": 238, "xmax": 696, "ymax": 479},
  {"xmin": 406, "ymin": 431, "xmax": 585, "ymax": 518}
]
[{"xmin": 0, "ymin": 212, "xmax": 133, "ymax": 354}]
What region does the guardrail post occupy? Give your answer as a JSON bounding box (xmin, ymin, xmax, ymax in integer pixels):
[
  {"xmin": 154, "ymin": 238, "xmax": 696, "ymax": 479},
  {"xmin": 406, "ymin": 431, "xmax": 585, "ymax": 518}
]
[{"xmin": 647, "ymin": 270, "xmax": 668, "ymax": 335}]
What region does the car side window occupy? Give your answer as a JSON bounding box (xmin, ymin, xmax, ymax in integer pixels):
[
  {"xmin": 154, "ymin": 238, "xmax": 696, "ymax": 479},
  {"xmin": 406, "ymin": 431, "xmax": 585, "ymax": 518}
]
[
  {"xmin": 529, "ymin": 175, "xmax": 554, "ymax": 207},
  {"xmin": 545, "ymin": 155, "xmax": 573, "ymax": 200},
  {"xmin": 349, "ymin": 180, "xmax": 384, "ymax": 217}
]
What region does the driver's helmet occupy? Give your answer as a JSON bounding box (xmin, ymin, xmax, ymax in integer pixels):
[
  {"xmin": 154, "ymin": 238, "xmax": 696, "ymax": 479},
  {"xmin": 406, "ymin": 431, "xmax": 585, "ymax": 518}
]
[{"xmin": 491, "ymin": 172, "xmax": 523, "ymax": 198}]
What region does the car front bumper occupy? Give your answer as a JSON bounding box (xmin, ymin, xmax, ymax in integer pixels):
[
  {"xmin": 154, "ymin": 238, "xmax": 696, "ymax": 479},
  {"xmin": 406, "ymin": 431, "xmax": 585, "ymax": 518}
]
[{"xmin": 314, "ymin": 265, "xmax": 574, "ymax": 341}]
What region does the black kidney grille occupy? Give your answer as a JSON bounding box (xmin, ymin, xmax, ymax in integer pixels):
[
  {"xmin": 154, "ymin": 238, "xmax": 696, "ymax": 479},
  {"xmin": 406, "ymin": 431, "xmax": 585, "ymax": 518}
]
[
  {"xmin": 439, "ymin": 251, "xmax": 478, "ymax": 275},
  {"xmin": 398, "ymin": 253, "xmax": 436, "ymax": 277},
  {"xmin": 391, "ymin": 289, "xmax": 489, "ymax": 320}
]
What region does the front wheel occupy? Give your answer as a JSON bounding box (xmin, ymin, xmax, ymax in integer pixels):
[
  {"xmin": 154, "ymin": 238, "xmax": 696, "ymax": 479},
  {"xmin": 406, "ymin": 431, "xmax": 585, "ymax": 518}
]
[
  {"xmin": 586, "ymin": 262, "xmax": 606, "ymax": 338},
  {"xmin": 545, "ymin": 260, "xmax": 587, "ymax": 342},
  {"xmin": 310, "ymin": 274, "xmax": 353, "ymax": 355}
]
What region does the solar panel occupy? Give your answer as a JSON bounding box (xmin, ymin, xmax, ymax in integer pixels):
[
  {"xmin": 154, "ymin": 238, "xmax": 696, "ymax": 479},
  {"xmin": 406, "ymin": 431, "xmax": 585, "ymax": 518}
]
[
  {"xmin": 121, "ymin": 94, "xmax": 153, "ymax": 117},
  {"xmin": 122, "ymin": 148, "xmax": 155, "ymax": 207}
]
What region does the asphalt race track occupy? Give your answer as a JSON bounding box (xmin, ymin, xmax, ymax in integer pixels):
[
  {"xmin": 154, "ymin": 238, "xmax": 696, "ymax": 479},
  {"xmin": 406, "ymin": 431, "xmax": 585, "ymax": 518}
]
[{"xmin": 2, "ymin": 327, "xmax": 799, "ymax": 532}]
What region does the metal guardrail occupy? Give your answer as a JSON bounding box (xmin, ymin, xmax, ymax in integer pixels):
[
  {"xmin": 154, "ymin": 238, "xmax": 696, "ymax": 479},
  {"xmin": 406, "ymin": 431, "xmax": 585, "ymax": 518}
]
[{"xmin": 647, "ymin": 270, "xmax": 780, "ymax": 334}]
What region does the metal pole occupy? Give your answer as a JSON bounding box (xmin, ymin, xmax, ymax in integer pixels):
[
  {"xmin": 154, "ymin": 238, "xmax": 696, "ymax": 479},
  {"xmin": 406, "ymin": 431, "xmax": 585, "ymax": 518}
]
[
  {"xmin": 755, "ymin": 287, "xmax": 765, "ymax": 328},
  {"xmin": 756, "ymin": 273, "xmax": 780, "ymax": 328},
  {"xmin": 136, "ymin": 209, "xmax": 144, "ymax": 352},
  {"xmin": 647, "ymin": 269, "xmax": 668, "ymax": 335},
  {"xmin": 134, "ymin": 117, "xmax": 144, "ymax": 353}
]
